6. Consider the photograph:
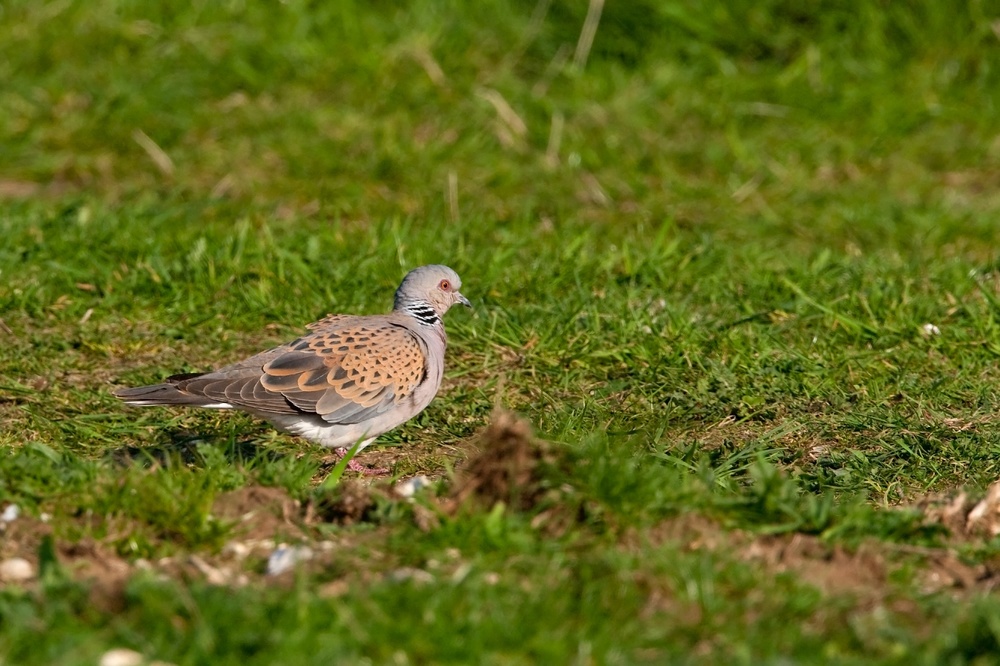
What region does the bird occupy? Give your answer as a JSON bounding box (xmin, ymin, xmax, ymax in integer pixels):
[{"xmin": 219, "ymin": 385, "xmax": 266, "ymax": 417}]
[{"xmin": 115, "ymin": 264, "xmax": 471, "ymax": 473}]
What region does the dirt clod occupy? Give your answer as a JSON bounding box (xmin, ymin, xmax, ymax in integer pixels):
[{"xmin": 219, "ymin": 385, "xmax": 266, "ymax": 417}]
[
  {"xmin": 312, "ymin": 481, "xmax": 380, "ymax": 525},
  {"xmin": 919, "ymin": 478, "xmax": 1000, "ymax": 541},
  {"xmin": 448, "ymin": 410, "xmax": 555, "ymax": 512}
]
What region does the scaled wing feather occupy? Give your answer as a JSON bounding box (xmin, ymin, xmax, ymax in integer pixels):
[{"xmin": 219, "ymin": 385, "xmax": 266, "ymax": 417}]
[{"xmin": 259, "ymin": 321, "xmax": 427, "ymax": 425}]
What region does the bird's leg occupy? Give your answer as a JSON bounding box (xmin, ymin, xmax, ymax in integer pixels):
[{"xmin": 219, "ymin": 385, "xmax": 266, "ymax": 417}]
[{"xmin": 334, "ymin": 446, "xmax": 390, "ymax": 476}]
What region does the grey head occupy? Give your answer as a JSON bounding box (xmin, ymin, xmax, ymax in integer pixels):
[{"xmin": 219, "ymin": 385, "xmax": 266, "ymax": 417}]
[{"xmin": 393, "ymin": 265, "xmax": 471, "ymax": 324}]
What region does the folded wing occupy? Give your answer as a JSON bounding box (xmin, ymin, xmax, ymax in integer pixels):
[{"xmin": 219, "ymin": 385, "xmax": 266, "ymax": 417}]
[{"xmin": 118, "ymin": 319, "xmax": 428, "ymax": 426}]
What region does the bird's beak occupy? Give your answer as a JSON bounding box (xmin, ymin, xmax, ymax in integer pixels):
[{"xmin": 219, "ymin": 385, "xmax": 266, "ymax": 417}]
[{"xmin": 455, "ymin": 292, "xmax": 472, "ymax": 309}]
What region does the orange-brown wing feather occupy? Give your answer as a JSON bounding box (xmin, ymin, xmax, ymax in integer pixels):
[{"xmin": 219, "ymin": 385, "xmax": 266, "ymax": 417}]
[{"xmin": 260, "ymin": 323, "xmax": 427, "ymax": 424}]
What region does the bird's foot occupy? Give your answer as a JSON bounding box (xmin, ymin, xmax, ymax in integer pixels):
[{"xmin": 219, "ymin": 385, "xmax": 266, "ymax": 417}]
[
  {"xmin": 345, "ymin": 457, "xmax": 390, "ymax": 476},
  {"xmin": 336, "ymin": 448, "xmax": 390, "ymax": 476}
]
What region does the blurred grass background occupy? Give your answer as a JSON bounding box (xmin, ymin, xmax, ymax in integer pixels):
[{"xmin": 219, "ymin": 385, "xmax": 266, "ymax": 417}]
[{"xmin": 4, "ymin": 0, "xmax": 998, "ymax": 235}]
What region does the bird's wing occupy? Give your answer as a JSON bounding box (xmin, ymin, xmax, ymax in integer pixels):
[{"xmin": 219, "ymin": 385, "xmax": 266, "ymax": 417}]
[
  {"xmin": 256, "ymin": 318, "xmax": 428, "ymax": 424},
  {"xmin": 118, "ymin": 316, "xmax": 429, "ymax": 426}
]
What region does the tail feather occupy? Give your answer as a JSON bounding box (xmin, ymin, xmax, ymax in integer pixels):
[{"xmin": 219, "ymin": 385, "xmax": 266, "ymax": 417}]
[{"xmin": 114, "ymin": 378, "xmax": 233, "ymax": 409}]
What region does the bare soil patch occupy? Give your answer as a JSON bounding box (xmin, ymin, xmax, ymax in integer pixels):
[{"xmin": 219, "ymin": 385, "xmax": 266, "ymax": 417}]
[
  {"xmin": 212, "ymin": 486, "xmax": 307, "ymax": 541},
  {"xmin": 744, "ymin": 534, "xmax": 887, "ymax": 597},
  {"xmin": 60, "ymin": 539, "xmax": 133, "ymax": 612},
  {"xmin": 634, "ymin": 507, "xmax": 1000, "ymax": 605},
  {"xmin": 0, "ymin": 513, "xmax": 53, "ymax": 561},
  {"xmin": 635, "ymin": 515, "xmax": 892, "ymax": 600}
]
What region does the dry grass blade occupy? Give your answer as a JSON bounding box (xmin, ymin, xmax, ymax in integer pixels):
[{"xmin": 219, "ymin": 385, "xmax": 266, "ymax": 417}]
[
  {"xmin": 132, "ymin": 129, "xmax": 175, "ymax": 177},
  {"xmin": 573, "ymin": 0, "xmax": 605, "ymax": 69}
]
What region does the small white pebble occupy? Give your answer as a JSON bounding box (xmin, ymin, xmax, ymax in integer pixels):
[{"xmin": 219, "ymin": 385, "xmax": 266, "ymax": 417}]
[
  {"xmin": 0, "ymin": 504, "xmax": 19, "ymax": 523},
  {"xmin": 222, "ymin": 541, "xmax": 250, "ymax": 560},
  {"xmin": 0, "ymin": 557, "xmax": 35, "ymax": 582},
  {"xmin": 266, "ymin": 544, "xmax": 314, "ymax": 576},
  {"xmin": 39, "ymin": 512, "xmax": 51, "ymax": 523},
  {"xmin": 922, "ymin": 323, "xmax": 941, "ymax": 336},
  {"xmin": 395, "ymin": 475, "xmax": 431, "ymax": 499},
  {"xmin": 99, "ymin": 649, "xmax": 144, "ymax": 666}
]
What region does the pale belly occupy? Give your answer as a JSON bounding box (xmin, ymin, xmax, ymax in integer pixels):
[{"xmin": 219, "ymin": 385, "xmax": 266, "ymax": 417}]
[{"xmin": 262, "ymin": 413, "xmax": 380, "ymax": 449}]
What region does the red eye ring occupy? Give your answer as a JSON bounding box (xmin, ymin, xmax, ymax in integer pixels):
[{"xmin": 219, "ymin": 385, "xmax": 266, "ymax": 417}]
[{"xmin": 439, "ymin": 279, "xmax": 451, "ymax": 291}]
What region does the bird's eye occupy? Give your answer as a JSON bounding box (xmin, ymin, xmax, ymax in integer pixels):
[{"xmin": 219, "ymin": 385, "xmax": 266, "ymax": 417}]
[{"xmin": 439, "ymin": 279, "xmax": 451, "ymax": 291}]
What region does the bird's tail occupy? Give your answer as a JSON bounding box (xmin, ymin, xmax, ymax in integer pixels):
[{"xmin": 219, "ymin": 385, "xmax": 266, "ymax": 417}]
[{"xmin": 114, "ymin": 374, "xmax": 232, "ymax": 408}]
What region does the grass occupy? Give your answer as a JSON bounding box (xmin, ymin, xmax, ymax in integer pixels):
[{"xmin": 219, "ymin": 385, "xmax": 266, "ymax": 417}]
[{"xmin": 3, "ymin": 0, "xmax": 1000, "ymax": 662}]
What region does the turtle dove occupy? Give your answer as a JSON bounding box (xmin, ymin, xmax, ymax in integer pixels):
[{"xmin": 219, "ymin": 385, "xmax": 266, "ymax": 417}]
[{"xmin": 115, "ymin": 265, "xmax": 470, "ymax": 471}]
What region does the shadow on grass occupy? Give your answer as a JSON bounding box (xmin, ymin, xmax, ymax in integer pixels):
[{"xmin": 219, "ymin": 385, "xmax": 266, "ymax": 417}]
[{"xmin": 104, "ymin": 428, "xmax": 284, "ymax": 469}]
